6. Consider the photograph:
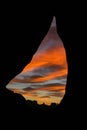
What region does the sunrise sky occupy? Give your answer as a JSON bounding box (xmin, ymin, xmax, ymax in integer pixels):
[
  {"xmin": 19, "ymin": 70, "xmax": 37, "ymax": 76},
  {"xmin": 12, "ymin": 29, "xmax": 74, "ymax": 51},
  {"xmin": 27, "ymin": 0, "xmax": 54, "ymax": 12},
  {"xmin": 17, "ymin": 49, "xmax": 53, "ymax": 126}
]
[{"xmin": 7, "ymin": 17, "xmax": 68, "ymax": 105}]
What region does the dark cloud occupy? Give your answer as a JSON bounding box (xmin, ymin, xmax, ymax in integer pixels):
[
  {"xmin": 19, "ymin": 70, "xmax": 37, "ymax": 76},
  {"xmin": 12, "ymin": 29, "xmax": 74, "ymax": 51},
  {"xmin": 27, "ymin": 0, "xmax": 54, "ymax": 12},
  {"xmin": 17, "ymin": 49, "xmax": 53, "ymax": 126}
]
[
  {"xmin": 22, "ymin": 83, "xmax": 65, "ymax": 92},
  {"xmin": 11, "ymin": 63, "xmax": 67, "ymax": 85},
  {"xmin": 49, "ymin": 92, "xmax": 65, "ymax": 97},
  {"xmin": 29, "ymin": 63, "xmax": 65, "ymax": 76},
  {"xmin": 23, "ymin": 87, "xmax": 34, "ymax": 91},
  {"xmin": 40, "ymin": 96, "xmax": 50, "ymax": 98}
]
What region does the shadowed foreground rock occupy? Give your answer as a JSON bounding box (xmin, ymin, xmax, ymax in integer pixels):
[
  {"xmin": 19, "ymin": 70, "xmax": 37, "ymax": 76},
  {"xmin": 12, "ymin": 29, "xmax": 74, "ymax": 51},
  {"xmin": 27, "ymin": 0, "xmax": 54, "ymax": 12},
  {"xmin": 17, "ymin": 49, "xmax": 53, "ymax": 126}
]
[
  {"xmin": 0, "ymin": 2, "xmax": 87, "ymax": 129},
  {"xmin": 0, "ymin": 88, "xmax": 86, "ymax": 128}
]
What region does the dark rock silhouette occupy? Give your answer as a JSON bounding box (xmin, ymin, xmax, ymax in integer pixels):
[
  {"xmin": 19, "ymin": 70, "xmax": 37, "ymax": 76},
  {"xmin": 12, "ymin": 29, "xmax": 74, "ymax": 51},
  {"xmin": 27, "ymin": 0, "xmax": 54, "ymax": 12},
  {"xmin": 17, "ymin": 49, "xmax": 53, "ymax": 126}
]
[{"xmin": 0, "ymin": 2, "xmax": 87, "ymax": 128}]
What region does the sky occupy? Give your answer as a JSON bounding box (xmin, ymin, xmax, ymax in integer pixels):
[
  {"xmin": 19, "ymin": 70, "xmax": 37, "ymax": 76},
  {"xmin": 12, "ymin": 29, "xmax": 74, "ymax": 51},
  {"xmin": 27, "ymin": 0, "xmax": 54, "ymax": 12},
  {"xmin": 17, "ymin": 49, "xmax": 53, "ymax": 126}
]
[{"xmin": 7, "ymin": 17, "xmax": 68, "ymax": 105}]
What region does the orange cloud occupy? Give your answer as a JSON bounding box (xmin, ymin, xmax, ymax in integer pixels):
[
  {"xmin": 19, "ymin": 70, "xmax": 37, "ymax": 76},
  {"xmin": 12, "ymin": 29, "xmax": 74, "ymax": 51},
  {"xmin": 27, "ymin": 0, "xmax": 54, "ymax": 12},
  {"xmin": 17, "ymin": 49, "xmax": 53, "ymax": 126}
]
[
  {"xmin": 20, "ymin": 46, "xmax": 67, "ymax": 84},
  {"xmin": 23, "ymin": 46, "xmax": 67, "ymax": 73}
]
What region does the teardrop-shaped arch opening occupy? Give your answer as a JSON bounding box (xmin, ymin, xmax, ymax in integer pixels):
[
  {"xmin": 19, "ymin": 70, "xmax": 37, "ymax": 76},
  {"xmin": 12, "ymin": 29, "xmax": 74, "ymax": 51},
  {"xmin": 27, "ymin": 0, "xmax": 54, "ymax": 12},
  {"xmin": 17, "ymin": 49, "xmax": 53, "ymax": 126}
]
[{"xmin": 7, "ymin": 17, "xmax": 68, "ymax": 106}]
